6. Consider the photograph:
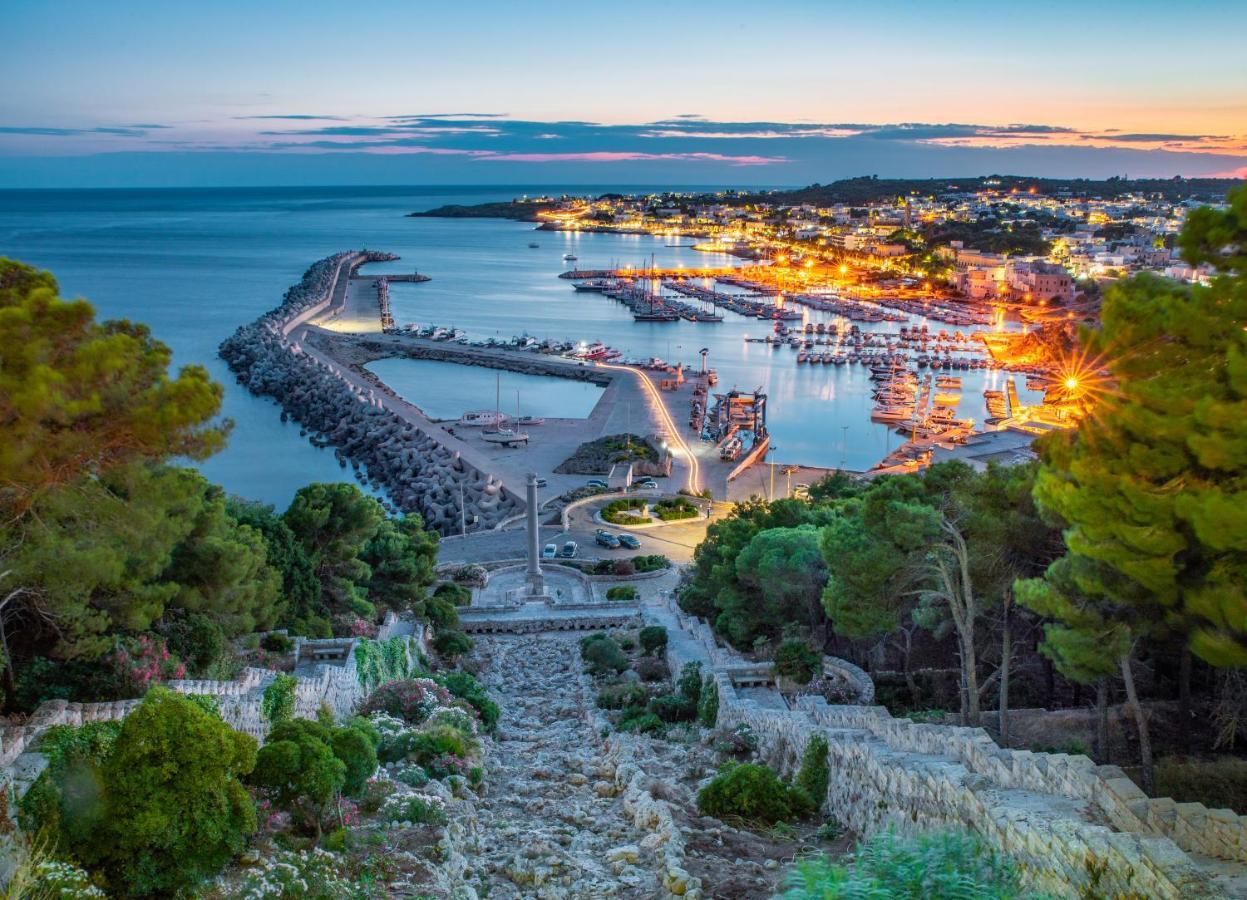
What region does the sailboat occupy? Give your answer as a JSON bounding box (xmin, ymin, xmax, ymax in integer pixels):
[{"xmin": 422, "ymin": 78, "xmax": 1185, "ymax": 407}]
[
  {"xmin": 479, "ymin": 374, "xmax": 529, "ymax": 445},
  {"xmin": 514, "ymin": 389, "xmax": 545, "ymax": 426}
]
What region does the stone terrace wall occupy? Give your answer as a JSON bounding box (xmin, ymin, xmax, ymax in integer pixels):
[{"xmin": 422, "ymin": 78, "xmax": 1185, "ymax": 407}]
[
  {"xmin": 657, "ymin": 599, "xmax": 1241, "ymax": 898},
  {"xmin": 0, "ymin": 631, "xmax": 425, "ymax": 801}
]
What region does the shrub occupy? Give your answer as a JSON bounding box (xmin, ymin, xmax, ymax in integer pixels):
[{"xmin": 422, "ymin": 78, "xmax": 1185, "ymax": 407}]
[
  {"xmin": 236, "ymin": 847, "xmax": 355, "ymax": 900},
  {"xmin": 618, "ymin": 709, "xmax": 664, "ymax": 734},
  {"xmin": 261, "ymin": 672, "xmax": 298, "ymax": 725},
  {"xmin": 632, "ymin": 554, "xmax": 670, "ymax": 573},
  {"xmin": 653, "ymin": 497, "xmax": 699, "ymax": 521},
  {"xmin": 432, "ymin": 628, "xmax": 474, "ymax": 660},
  {"xmin": 602, "ymin": 497, "xmax": 652, "ymax": 525},
  {"xmin": 795, "ymin": 735, "xmax": 830, "ymax": 811},
  {"xmin": 774, "ymin": 639, "xmax": 822, "ymax": 686},
  {"xmin": 433, "ymin": 581, "xmax": 473, "ymax": 606},
  {"xmin": 260, "ymin": 631, "xmax": 294, "ymax": 653},
  {"xmin": 379, "ymin": 792, "xmax": 448, "ymax": 826},
  {"xmin": 698, "ymin": 678, "xmax": 720, "ymax": 728},
  {"xmin": 597, "ymin": 683, "xmax": 649, "ymax": 710},
  {"xmin": 714, "ymin": 723, "xmax": 758, "ymax": 758},
  {"xmin": 332, "ymin": 724, "xmax": 380, "ymax": 796},
  {"xmin": 250, "ymin": 719, "xmax": 347, "ymax": 835},
  {"xmin": 167, "ymin": 613, "xmax": 226, "ymax": 675},
  {"xmin": 649, "ymin": 694, "xmax": 696, "ymax": 723},
  {"xmin": 696, "ymin": 762, "xmax": 812, "ymax": 825},
  {"xmin": 18, "ymin": 721, "xmax": 123, "ymax": 846},
  {"xmin": 354, "ymin": 635, "xmax": 425, "ymax": 692},
  {"xmin": 1154, "ymin": 756, "xmax": 1247, "ymax": 815},
  {"xmin": 639, "ymin": 626, "xmax": 668, "ymax": 655},
  {"xmin": 777, "ymin": 829, "xmax": 1030, "ymax": 899},
  {"xmin": 425, "ymin": 588, "xmax": 461, "ymax": 630},
  {"xmin": 582, "ymin": 636, "xmax": 629, "ymax": 674},
  {"xmin": 80, "ymin": 688, "xmax": 258, "ymax": 896},
  {"xmin": 360, "ymin": 678, "xmax": 455, "ymax": 726},
  {"xmin": 606, "ymin": 585, "xmax": 639, "ymax": 602},
  {"xmin": 436, "ymin": 671, "xmax": 500, "ymax": 733},
  {"xmin": 634, "ymin": 656, "xmax": 669, "ymax": 682},
  {"xmin": 678, "ymin": 662, "xmax": 703, "ymax": 705}
]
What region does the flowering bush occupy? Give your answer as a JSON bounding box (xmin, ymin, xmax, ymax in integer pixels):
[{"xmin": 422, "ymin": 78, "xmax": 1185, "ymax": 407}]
[
  {"xmin": 360, "ymin": 678, "xmax": 454, "ymax": 726},
  {"xmin": 112, "ymin": 634, "xmax": 185, "ymax": 694},
  {"xmin": 394, "ymin": 764, "xmax": 429, "ymax": 788},
  {"xmin": 379, "ymin": 792, "xmax": 448, "ymax": 827},
  {"xmin": 235, "ymin": 848, "xmax": 357, "ymax": 899},
  {"xmin": 348, "ymin": 616, "xmax": 377, "ymax": 638},
  {"xmin": 425, "ymin": 706, "xmax": 478, "ymax": 737},
  {"xmin": 29, "ymin": 859, "xmax": 106, "ymax": 898}
]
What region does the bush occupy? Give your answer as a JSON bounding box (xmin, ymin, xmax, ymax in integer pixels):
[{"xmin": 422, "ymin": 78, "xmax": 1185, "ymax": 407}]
[
  {"xmin": 653, "ymin": 497, "xmax": 699, "ymax": 521},
  {"xmin": 795, "ymin": 735, "xmax": 830, "ymax": 811},
  {"xmin": 696, "ymin": 762, "xmax": 813, "ymax": 825},
  {"xmin": 360, "ymin": 678, "xmax": 455, "ymax": 726},
  {"xmin": 260, "ymin": 631, "xmax": 293, "ymax": 653},
  {"xmin": 261, "ymin": 672, "xmax": 298, "ymax": 725},
  {"xmin": 19, "ymin": 721, "xmax": 124, "ymax": 846},
  {"xmin": 582, "ymin": 636, "xmax": 629, "ymax": 674},
  {"xmin": 648, "ymin": 694, "xmax": 696, "ymax": 723},
  {"xmin": 634, "ymin": 656, "xmax": 669, "ymax": 682},
  {"xmin": 639, "ymin": 626, "xmax": 668, "ymax": 656},
  {"xmin": 167, "ymin": 613, "xmax": 226, "ymax": 675},
  {"xmin": 714, "ymin": 723, "xmax": 758, "ymax": 758},
  {"xmin": 432, "ymin": 628, "xmax": 474, "ymax": 660},
  {"xmin": 774, "ymin": 639, "xmax": 822, "ymax": 686},
  {"xmin": 380, "ymin": 792, "xmax": 448, "ymax": 826},
  {"xmin": 236, "ymin": 847, "xmax": 355, "ymax": 899},
  {"xmin": 332, "ymin": 724, "xmax": 380, "ymax": 796},
  {"xmin": 777, "ymin": 829, "xmax": 1030, "ymax": 899},
  {"xmin": 597, "ymin": 683, "xmax": 649, "ymax": 710},
  {"xmin": 433, "ymin": 581, "xmax": 473, "ymax": 606},
  {"xmin": 602, "ymin": 497, "xmax": 652, "ymax": 525},
  {"xmin": 678, "ymin": 662, "xmax": 702, "ymax": 705},
  {"xmin": 250, "ymin": 719, "xmax": 347, "ymax": 834},
  {"xmin": 80, "ymin": 688, "xmax": 258, "ymax": 896},
  {"xmin": 1155, "ymin": 756, "xmax": 1247, "ymax": 815},
  {"xmin": 698, "ymin": 678, "xmax": 720, "ymax": 728},
  {"xmin": 435, "ymin": 671, "xmax": 500, "ymax": 733},
  {"xmin": 606, "ymin": 585, "xmax": 639, "ymax": 602},
  {"xmin": 618, "ymin": 708, "xmax": 664, "ymax": 734},
  {"xmin": 632, "ymin": 554, "xmax": 670, "ymax": 573}
]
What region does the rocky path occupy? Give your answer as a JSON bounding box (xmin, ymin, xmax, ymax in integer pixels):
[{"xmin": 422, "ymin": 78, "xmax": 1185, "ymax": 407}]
[{"xmin": 459, "ymin": 635, "xmax": 663, "ymax": 898}]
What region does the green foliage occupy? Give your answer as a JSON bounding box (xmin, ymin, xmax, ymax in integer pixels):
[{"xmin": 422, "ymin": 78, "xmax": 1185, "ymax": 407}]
[
  {"xmin": 379, "ymin": 793, "xmax": 448, "ymax": 826},
  {"xmin": 696, "ymin": 762, "xmax": 813, "ymax": 825},
  {"xmin": 774, "ymin": 639, "xmax": 822, "ymax": 685},
  {"xmin": 331, "ymin": 725, "xmax": 379, "ymax": 796},
  {"xmin": 261, "ymin": 673, "xmax": 298, "ymax": 725},
  {"xmin": 283, "ymin": 482, "xmax": 385, "ymax": 622},
  {"xmin": 677, "ymin": 661, "xmax": 702, "ymax": 705},
  {"xmin": 18, "ymin": 721, "xmax": 123, "ymax": 846},
  {"xmin": 632, "ymin": 554, "xmax": 671, "ymax": 573},
  {"xmin": 227, "ymin": 497, "xmax": 322, "ymax": 630},
  {"xmin": 596, "ymin": 683, "xmax": 649, "ymax": 710},
  {"xmin": 1154, "ymin": 756, "xmax": 1247, "ymax": 815},
  {"xmin": 602, "ymin": 497, "xmax": 652, "ymax": 525},
  {"xmin": 431, "ymin": 581, "xmax": 472, "ymax": 607},
  {"xmin": 426, "ymin": 585, "xmax": 463, "ymax": 630},
  {"xmin": 165, "ymin": 613, "xmax": 226, "ymax": 676},
  {"xmin": 435, "ymin": 671, "xmax": 499, "ymax": 733},
  {"xmin": 80, "ymin": 688, "xmax": 257, "ymax": 896},
  {"xmin": 639, "ymin": 626, "xmax": 668, "ymax": 656},
  {"xmin": 250, "ymin": 719, "xmax": 347, "ymax": 833},
  {"xmin": 697, "ymin": 678, "xmax": 720, "ymax": 728},
  {"xmin": 1020, "ymin": 188, "xmax": 1247, "ymax": 668},
  {"xmin": 432, "ymin": 628, "xmax": 473, "ymax": 660},
  {"xmin": 653, "ymin": 497, "xmax": 699, "ymax": 521},
  {"xmin": 582, "ymin": 634, "xmax": 629, "ymax": 674},
  {"xmin": 777, "ymin": 828, "xmax": 1034, "ymax": 899},
  {"xmin": 730, "ymin": 525, "xmax": 828, "ymax": 646},
  {"xmin": 794, "ymin": 736, "xmax": 830, "ymax": 810},
  {"xmin": 261, "ymin": 632, "xmax": 294, "ymax": 653},
  {"xmin": 606, "ymin": 585, "xmax": 639, "ymax": 602},
  {"xmin": 617, "ymin": 708, "xmax": 664, "ymax": 734},
  {"xmin": 359, "ymin": 514, "xmax": 439, "ymax": 617},
  {"xmin": 353, "ymin": 635, "xmax": 424, "ymax": 693},
  {"xmin": 648, "ymin": 694, "xmax": 696, "ymax": 723}
]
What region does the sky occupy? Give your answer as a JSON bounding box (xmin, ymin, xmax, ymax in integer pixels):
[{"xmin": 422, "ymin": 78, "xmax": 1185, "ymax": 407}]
[{"xmin": 2, "ymin": 0, "xmax": 1245, "ymax": 187}]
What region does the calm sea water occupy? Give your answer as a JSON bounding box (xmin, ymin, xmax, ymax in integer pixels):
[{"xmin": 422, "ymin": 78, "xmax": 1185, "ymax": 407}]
[{"xmin": 0, "ymin": 186, "xmax": 1032, "ymax": 507}]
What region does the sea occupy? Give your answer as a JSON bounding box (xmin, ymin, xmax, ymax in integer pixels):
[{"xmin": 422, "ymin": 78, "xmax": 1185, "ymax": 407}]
[{"xmin": 0, "ymin": 185, "xmax": 1034, "ymax": 509}]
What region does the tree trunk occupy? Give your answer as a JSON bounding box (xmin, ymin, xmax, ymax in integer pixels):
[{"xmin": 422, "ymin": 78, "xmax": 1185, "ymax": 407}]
[
  {"xmin": 902, "ymin": 630, "xmax": 919, "ymax": 707},
  {"xmin": 999, "ymin": 597, "xmax": 1012, "ymax": 746},
  {"xmin": 1178, "ymin": 646, "xmax": 1192, "ymax": 755},
  {"xmin": 1121, "ymin": 652, "xmax": 1154, "ymax": 795},
  {"xmin": 1095, "ymin": 680, "xmax": 1110, "ymax": 763},
  {"xmin": 962, "ymin": 633, "xmax": 981, "ymax": 726}
]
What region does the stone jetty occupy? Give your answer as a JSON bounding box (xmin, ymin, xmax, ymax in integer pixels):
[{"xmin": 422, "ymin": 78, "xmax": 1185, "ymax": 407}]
[{"xmin": 219, "ymin": 252, "xmax": 521, "ymax": 533}]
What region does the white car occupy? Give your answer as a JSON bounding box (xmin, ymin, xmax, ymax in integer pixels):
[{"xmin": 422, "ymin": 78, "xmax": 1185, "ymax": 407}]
[{"xmin": 542, "ymin": 543, "xmax": 558, "ymax": 559}]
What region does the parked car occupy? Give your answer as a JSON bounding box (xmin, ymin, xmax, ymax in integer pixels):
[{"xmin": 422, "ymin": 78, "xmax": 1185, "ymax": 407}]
[
  {"xmin": 560, "ymin": 540, "xmax": 578, "ymax": 558},
  {"xmin": 535, "ymin": 477, "xmax": 548, "ymax": 488},
  {"xmin": 595, "ymin": 529, "xmax": 621, "ymax": 549},
  {"xmin": 633, "ymin": 478, "xmax": 658, "ymax": 490},
  {"xmin": 542, "ymin": 543, "xmax": 558, "ymax": 559},
  {"xmin": 617, "ymin": 533, "xmax": 641, "ymax": 549},
  {"xmin": 586, "ymin": 479, "xmax": 608, "ymax": 490}
]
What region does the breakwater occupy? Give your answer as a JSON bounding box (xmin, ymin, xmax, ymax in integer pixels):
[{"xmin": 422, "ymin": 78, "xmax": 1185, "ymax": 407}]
[{"xmin": 219, "ymin": 251, "xmax": 522, "ymax": 533}]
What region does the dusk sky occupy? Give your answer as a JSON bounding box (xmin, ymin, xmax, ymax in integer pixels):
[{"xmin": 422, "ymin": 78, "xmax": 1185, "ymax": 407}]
[{"xmin": 3, "ymin": 0, "xmax": 1245, "ymax": 187}]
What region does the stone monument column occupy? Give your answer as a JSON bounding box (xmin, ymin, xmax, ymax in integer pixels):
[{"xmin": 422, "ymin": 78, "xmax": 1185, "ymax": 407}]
[{"xmin": 525, "ymin": 472, "xmax": 545, "ymax": 597}]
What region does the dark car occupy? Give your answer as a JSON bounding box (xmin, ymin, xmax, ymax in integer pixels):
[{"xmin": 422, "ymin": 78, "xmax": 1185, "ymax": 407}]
[
  {"xmin": 560, "ymin": 540, "xmax": 578, "ymax": 558},
  {"xmin": 617, "ymin": 533, "xmax": 641, "ymax": 550},
  {"xmin": 595, "ymin": 529, "xmax": 621, "ymax": 549}
]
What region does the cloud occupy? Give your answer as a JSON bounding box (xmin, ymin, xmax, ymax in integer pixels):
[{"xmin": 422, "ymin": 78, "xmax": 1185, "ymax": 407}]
[
  {"xmin": 233, "ymin": 114, "xmax": 349, "ymax": 120},
  {"xmin": 476, "ymin": 151, "xmax": 785, "ymax": 166},
  {"xmin": 0, "ymin": 125, "xmax": 159, "ymax": 137}
]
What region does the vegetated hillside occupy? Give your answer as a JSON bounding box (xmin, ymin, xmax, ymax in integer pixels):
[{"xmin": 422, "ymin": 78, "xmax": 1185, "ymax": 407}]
[{"xmin": 408, "ymin": 200, "xmax": 558, "ymax": 220}]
